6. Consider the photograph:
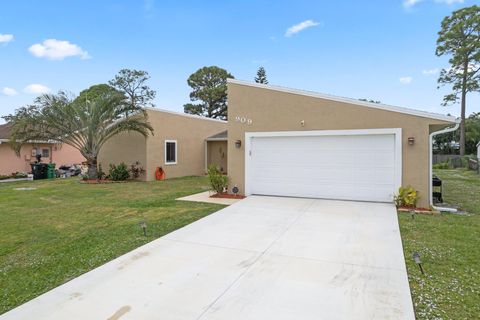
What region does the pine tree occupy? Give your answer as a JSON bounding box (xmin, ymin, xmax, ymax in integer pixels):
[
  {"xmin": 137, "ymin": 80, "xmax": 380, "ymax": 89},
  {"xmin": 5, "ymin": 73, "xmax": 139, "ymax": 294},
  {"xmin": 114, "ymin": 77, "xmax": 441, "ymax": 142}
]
[
  {"xmin": 436, "ymin": 5, "xmax": 480, "ymax": 156},
  {"xmin": 254, "ymin": 66, "xmax": 268, "ymax": 84},
  {"xmin": 183, "ymin": 66, "xmax": 234, "ymax": 120}
]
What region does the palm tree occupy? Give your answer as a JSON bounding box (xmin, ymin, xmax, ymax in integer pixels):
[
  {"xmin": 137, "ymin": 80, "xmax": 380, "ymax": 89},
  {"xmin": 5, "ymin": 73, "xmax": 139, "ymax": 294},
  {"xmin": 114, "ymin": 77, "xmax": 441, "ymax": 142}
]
[{"xmin": 4, "ymin": 91, "xmax": 153, "ymax": 179}]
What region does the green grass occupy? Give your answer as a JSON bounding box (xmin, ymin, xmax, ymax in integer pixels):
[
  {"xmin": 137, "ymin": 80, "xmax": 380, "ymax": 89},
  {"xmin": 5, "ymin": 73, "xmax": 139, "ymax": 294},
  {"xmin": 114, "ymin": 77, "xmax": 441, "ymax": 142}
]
[
  {"xmin": 399, "ymin": 169, "xmax": 480, "ymax": 319},
  {"xmin": 0, "ymin": 176, "xmax": 224, "ymax": 315}
]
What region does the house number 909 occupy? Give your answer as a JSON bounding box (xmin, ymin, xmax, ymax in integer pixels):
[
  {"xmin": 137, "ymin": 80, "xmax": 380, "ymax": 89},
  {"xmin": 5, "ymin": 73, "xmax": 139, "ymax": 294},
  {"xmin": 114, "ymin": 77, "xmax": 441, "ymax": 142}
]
[{"xmin": 235, "ymin": 116, "xmax": 253, "ymax": 125}]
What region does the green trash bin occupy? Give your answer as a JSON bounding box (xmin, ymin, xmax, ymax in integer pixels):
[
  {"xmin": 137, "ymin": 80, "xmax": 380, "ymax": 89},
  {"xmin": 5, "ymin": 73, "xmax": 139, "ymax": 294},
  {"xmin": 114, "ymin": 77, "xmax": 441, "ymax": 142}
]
[{"xmin": 47, "ymin": 163, "xmax": 56, "ymax": 179}]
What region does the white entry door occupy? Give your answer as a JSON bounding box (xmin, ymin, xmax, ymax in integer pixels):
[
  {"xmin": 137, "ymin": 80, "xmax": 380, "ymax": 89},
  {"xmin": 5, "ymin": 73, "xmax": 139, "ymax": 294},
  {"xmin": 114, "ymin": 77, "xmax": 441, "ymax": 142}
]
[{"xmin": 246, "ymin": 129, "xmax": 401, "ymax": 202}]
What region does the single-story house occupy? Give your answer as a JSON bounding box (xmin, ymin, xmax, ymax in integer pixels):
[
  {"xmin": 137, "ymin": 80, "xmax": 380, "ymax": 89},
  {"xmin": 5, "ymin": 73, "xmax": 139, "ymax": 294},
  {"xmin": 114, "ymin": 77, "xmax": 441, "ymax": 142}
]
[
  {"xmin": 0, "ymin": 123, "xmax": 86, "ymax": 175},
  {"xmin": 99, "ymin": 80, "xmax": 457, "ymax": 209},
  {"xmin": 226, "ymin": 79, "xmax": 457, "ymax": 208},
  {"xmin": 98, "ymin": 108, "xmax": 227, "ymax": 181},
  {"xmin": 477, "ymin": 141, "xmax": 480, "ymax": 160}
]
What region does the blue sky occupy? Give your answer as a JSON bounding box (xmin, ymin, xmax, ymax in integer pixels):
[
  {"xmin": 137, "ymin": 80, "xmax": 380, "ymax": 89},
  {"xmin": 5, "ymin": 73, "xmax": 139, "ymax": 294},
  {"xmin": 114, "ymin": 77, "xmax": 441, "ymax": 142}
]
[{"xmin": 1, "ymin": 0, "xmax": 479, "ymax": 124}]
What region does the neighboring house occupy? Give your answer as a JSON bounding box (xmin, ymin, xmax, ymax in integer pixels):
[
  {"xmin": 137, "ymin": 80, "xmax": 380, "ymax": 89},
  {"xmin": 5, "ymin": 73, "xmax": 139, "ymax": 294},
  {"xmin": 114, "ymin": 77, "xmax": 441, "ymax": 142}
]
[
  {"xmin": 477, "ymin": 141, "xmax": 480, "ymax": 160},
  {"xmin": 0, "ymin": 123, "xmax": 85, "ymax": 175},
  {"xmin": 225, "ymin": 79, "xmax": 457, "ymax": 208},
  {"xmin": 98, "ymin": 108, "xmax": 227, "ymax": 181}
]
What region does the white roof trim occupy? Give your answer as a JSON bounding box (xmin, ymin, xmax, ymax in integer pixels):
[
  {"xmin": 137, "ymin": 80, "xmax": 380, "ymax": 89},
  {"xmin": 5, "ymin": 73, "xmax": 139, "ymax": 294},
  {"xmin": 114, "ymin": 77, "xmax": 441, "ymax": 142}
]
[
  {"xmin": 144, "ymin": 107, "xmax": 227, "ymax": 123},
  {"xmin": 0, "ymin": 138, "xmax": 56, "ymax": 144},
  {"xmin": 206, "ymin": 137, "xmax": 228, "ymax": 141},
  {"xmin": 228, "ymin": 79, "xmax": 456, "ymax": 123}
]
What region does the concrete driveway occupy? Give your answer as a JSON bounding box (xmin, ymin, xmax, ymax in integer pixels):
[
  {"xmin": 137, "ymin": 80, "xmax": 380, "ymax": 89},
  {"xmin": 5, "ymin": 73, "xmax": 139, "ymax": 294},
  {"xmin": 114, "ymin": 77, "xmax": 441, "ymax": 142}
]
[{"xmin": 1, "ymin": 196, "xmax": 415, "ymax": 320}]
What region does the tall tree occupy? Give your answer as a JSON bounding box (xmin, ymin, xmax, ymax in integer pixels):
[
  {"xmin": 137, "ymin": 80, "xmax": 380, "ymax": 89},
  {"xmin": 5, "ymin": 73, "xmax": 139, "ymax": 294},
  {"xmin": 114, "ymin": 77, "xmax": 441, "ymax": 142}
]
[
  {"xmin": 184, "ymin": 66, "xmax": 234, "ymax": 120},
  {"xmin": 254, "ymin": 66, "xmax": 268, "ymax": 84},
  {"xmin": 109, "ymin": 69, "xmax": 156, "ymax": 110},
  {"xmin": 436, "ymin": 5, "xmax": 480, "ymax": 155},
  {"xmin": 74, "ymin": 84, "xmax": 120, "ymax": 105},
  {"xmin": 3, "ymin": 91, "xmax": 153, "ymax": 179}
]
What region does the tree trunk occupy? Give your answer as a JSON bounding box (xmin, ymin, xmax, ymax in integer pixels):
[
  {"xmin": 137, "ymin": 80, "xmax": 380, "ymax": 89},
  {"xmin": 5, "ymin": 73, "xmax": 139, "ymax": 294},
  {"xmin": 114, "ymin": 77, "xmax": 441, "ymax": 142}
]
[
  {"xmin": 460, "ymin": 61, "xmax": 468, "ymax": 156},
  {"xmin": 86, "ymin": 158, "xmax": 98, "ymax": 180},
  {"xmin": 459, "ymin": 93, "xmax": 466, "ymax": 156}
]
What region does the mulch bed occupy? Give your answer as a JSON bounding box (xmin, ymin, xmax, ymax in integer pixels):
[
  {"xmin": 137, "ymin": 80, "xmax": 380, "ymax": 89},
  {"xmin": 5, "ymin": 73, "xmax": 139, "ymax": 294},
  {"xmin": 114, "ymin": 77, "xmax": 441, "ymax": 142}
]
[
  {"xmin": 210, "ymin": 193, "xmax": 246, "ymax": 199},
  {"xmin": 80, "ymin": 179, "xmax": 127, "ymax": 184},
  {"xmin": 397, "ymin": 206, "xmax": 439, "ymax": 215}
]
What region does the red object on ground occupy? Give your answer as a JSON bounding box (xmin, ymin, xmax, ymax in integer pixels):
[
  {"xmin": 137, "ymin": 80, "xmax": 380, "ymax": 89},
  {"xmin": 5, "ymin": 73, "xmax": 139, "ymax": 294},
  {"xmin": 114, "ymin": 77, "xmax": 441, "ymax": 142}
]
[
  {"xmin": 210, "ymin": 193, "xmax": 246, "ymax": 199},
  {"xmin": 155, "ymin": 167, "xmax": 166, "ymax": 180}
]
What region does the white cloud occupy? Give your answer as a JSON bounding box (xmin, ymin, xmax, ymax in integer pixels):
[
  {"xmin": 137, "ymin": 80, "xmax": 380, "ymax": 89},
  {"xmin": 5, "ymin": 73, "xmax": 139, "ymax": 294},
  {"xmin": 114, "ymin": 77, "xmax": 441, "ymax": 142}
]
[
  {"xmin": 28, "ymin": 39, "xmax": 90, "ymax": 60},
  {"xmin": 0, "ymin": 33, "xmax": 14, "ymax": 43},
  {"xmin": 24, "ymin": 84, "xmax": 51, "ymax": 95},
  {"xmin": 144, "ymin": 0, "xmax": 154, "ymax": 11},
  {"xmin": 435, "ymin": 0, "xmax": 464, "ymax": 4},
  {"xmin": 403, "ymin": 0, "xmax": 423, "ymax": 8},
  {"xmin": 1, "ymin": 87, "xmax": 18, "ymax": 96},
  {"xmin": 422, "ymin": 68, "xmax": 439, "ymax": 75},
  {"xmin": 404, "ymin": 0, "xmax": 463, "ymax": 8},
  {"xmin": 285, "ymin": 20, "xmax": 320, "ymax": 37},
  {"xmin": 399, "ymin": 76, "xmax": 413, "ymax": 84}
]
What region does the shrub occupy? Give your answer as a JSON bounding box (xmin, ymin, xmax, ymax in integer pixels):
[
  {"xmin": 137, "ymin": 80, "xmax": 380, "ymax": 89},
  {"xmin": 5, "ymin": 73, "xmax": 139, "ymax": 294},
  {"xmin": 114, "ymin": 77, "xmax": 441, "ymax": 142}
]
[
  {"xmin": 394, "ymin": 186, "xmax": 419, "ymax": 208},
  {"xmin": 129, "ymin": 161, "xmax": 145, "ymax": 179},
  {"xmin": 433, "ymin": 162, "xmax": 449, "ymax": 169},
  {"xmin": 207, "ymin": 164, "xmax": 228, "ymax": 194},
  {"xmin": 97, "ymin": 164, "xmax": 106, "ymax": 180},
  {"xmin": 109, "ymin": 163, "xmax": 130, "ymax": 181}
]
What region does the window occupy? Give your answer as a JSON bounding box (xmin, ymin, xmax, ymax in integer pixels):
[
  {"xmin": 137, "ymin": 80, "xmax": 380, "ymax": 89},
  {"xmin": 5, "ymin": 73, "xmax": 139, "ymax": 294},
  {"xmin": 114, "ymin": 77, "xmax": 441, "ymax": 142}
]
[
  {"xmin": 42, "ymin": 148, "xmax": 50, "ymax": 158},
  {"xmin": 165, "ymin": 140, "xmax": 177, "ymax": 164}
]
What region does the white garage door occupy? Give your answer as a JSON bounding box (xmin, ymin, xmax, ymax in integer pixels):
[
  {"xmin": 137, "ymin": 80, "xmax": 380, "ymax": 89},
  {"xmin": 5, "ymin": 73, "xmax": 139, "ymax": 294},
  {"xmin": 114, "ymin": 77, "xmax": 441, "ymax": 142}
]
[{"xmin": 246, "ymin": 130, "xmax": 401, "ymax": 202}]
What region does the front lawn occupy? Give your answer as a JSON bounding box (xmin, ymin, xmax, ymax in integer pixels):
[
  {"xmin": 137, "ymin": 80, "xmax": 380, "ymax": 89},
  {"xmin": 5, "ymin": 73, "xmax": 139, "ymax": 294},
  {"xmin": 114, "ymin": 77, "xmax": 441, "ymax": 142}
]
[
  {"xmin": 0, "ymin": 176, "xmax": 224, "ymax": 315},
  {"xmin": 399, "ymin": 169, "xmax": 480, "ymax": 319}
]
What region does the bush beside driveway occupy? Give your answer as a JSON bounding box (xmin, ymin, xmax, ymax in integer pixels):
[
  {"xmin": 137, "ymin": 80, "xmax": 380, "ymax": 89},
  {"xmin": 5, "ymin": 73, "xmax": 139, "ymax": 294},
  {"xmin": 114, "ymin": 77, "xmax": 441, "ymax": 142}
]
[
  {"xmin": 399, "ymin": 169, "xmax": 480, "ymax": 319},
  {"xmin": 0, "ymin": 176, "xmax": 225, "ymax": 315}
]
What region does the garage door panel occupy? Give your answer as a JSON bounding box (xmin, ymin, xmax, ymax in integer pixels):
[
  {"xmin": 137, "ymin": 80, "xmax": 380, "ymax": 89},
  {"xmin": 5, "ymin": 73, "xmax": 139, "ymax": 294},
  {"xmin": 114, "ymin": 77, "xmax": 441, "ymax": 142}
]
[{"xmin": 248, "ymin": 132, "xmax": 399, "ymax": 202}]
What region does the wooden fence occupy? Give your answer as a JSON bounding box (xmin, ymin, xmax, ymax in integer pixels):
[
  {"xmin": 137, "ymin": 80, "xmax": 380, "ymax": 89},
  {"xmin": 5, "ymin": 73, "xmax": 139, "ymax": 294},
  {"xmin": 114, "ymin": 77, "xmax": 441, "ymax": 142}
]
[
  {"xmin": 432, "ymin": 154, "xmax": 462, "ymax": 164},
  {"xmin": 434, "ymin": 154, "xmax": 479, "ymax": 173}
]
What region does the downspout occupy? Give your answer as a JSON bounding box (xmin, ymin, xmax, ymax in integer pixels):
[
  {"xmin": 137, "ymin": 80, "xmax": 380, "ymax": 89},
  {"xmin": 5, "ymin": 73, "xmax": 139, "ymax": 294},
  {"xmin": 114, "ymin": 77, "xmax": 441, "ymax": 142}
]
[{"xmin": 429, "ymin": 120, "xmax": 461, "ymax": 213}]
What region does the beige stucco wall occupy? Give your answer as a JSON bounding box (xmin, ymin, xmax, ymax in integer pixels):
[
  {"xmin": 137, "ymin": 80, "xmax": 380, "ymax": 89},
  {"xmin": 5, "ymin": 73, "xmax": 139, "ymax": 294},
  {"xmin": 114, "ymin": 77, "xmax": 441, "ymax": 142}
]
[
  {"xmin": 227, "ymin": 82, "xmax": 454, "ymax": 208},
  {"xmin": 145, "ymin": 110, "xmax": 227, "ymax": 181},
  {"xmin": 0, "ymin": 142, "xmax": 84, "ymax": 175},
  {"xmin": 98, "ymin": 131, "xmax": 147, "ymax": 178},
  {"xmin": 207, "ymin": 141, "xmax": 228, "ymax": 173},
  {"xmin": 98, "ymin": 109, "xmax": 227, "ymax": 181}
]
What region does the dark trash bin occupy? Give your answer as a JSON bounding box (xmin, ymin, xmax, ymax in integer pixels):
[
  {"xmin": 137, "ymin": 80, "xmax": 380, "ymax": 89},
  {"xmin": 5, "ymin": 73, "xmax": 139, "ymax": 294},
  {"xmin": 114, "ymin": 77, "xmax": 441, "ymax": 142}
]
[
  {"xmin": 432, "ymin": 175, "xmax": 443, "ymax": 203},
  {"xmin": 31, "ymin": 163, "xmax": 49, "ymax": 180}
]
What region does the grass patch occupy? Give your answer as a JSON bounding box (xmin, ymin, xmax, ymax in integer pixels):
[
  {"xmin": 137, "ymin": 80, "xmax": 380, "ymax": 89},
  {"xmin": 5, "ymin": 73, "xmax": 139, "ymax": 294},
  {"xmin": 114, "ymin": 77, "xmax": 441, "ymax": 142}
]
[
  {"xmin": 0, "ymin": 176, "xmax": 224, "ymax": 314},
  {"xmin": 399, "ymin": 169, "xmax": 480, "ymax": 319}
]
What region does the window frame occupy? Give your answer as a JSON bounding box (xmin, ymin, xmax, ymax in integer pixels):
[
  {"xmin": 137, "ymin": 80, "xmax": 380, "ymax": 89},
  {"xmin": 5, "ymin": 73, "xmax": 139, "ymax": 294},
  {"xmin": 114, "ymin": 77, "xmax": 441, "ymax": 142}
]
[
  {"xmin": 41, "ymin": 148, "xmax": 50, "ymax": 158},
  {"xmin": 164, "ymin": 140, "xmax": 177, "ymax": 165}
]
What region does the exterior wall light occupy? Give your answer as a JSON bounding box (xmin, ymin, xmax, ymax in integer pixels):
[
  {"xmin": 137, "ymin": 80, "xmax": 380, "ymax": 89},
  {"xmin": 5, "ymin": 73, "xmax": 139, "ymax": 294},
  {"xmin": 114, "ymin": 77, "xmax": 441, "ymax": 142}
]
[
  {"xmin": 235, "ymin": 140, "xmax": 242, "ymax": 148},
  {"xmin": 408, "ymin": 137, "xmax": 415, "ymax": 145}
]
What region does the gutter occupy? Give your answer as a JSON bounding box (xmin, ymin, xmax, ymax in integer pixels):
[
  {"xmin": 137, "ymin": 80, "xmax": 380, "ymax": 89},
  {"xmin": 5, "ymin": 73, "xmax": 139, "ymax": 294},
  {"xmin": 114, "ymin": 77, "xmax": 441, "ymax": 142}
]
[{"xmin": 429, "ymin": 120, "xmax": 461, "ymax": 213}]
